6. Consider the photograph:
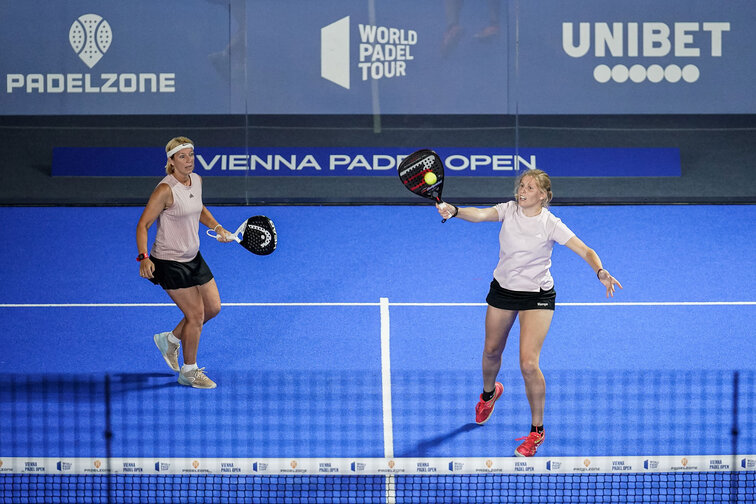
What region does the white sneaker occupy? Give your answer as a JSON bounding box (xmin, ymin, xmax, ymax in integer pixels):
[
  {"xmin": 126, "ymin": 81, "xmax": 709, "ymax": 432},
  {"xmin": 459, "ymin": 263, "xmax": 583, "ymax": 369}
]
[
  {"xmin": 153, "ymin": 332, "xmax": 180, "ymax": 372},
  {"xmin": 178, "ymin": 367, "xmax": 217, "ymax": 389}
]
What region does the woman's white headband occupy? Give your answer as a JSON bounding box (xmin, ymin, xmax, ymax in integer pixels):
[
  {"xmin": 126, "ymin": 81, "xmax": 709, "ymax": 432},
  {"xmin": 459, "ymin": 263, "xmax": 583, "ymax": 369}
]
[{"xmin": 166, "ymin": 143, "xmax": 194, "ymax": 158}]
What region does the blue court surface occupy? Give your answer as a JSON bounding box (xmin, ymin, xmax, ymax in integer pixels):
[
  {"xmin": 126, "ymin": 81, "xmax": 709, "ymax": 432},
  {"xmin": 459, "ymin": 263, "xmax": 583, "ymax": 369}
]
[{"xmin": 0, "ymin": 204, "xmax": 754, "ymax": 463}]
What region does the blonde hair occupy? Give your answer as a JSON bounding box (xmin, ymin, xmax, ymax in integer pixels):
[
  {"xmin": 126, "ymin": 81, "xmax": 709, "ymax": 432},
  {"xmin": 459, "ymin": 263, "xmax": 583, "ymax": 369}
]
[
  {"xmin": 164, "ymin": 136, "xmax": 194, "ymax": 174},
  {"xmin": 514, "ymin": 169, "xmax": 553, "ymax": 207}
]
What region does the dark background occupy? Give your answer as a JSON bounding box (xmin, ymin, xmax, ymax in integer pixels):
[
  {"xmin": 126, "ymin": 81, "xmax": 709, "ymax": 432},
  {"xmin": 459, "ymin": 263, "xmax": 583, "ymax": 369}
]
[{"xmin": 2, "ymin": 114, "xmax": 754, "ymax": 206}]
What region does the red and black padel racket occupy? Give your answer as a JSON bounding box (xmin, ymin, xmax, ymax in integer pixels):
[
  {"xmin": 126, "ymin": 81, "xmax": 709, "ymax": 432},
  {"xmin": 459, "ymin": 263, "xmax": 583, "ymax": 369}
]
[{"xmin": 397, "ymin": 149, "xmax": 448, "ymax": 223}]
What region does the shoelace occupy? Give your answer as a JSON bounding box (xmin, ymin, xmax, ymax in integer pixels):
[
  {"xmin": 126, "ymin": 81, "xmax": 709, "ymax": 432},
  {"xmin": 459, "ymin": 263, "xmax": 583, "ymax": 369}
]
[
  {"xmin": 515, "ymin": 432, "xmax": 543, "ymax": 442},
  {"xmin": 183, "ymin": 367, "xmax": 208, "ymax": 382},
  {"xmin": 194, "ymin": 367, "xmax": 208, "ymax": 379},
  {"xmin": 477, "ymin": 396, "xmax": 495, "ymax": 410}
]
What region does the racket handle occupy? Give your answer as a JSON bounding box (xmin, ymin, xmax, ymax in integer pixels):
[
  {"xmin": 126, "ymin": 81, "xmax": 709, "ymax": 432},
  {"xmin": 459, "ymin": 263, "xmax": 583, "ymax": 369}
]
[
  {"xmin": 437, "ymin": 198, "xmax": 448, "ymax": 223},
  {"xmin": 206, "ymin": 228, "xmax": 241, "ymax": 243}
]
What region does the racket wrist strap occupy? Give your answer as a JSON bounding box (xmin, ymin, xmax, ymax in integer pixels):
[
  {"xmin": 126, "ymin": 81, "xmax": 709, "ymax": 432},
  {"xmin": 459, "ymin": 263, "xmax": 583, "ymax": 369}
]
[{"xmin": 213, "ymin": 224, "xmax": 222, "ymax": 232}]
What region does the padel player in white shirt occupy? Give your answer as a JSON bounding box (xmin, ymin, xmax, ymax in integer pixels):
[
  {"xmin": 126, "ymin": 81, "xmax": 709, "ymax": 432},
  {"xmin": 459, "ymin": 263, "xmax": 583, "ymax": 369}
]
[{"xmin": 436, "ymin": 169, "xmax": 622, "ymax": 457}]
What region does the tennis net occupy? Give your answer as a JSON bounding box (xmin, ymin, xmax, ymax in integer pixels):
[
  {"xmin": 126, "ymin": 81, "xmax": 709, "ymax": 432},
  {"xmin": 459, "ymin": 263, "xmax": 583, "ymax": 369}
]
[
  {"xmin": 1, "ymin": 370, "xmax": 754, "ymax": 503},
  {"xmin": 1, "ymin": 463, "xmax": 754, "ymax": 503}
]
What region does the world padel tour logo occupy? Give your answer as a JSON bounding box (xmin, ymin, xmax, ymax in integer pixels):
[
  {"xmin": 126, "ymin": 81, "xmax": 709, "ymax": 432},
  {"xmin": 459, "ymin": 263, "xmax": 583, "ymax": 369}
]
[
  {"xmin": 5, "ymin": 13, "xmax": 175, "ymax": 94},
  {"xmin": 563, "ymin": 21, "xmax": 730, "ymax": 83},
  {"xmin": 321, "ymin": 16, "xmax": 417, "ymax": 89}
]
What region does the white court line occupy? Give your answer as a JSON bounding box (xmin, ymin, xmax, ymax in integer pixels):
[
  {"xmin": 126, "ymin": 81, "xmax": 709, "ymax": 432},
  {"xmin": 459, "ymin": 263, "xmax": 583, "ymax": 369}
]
[
  {"xmin": 392, "ymin": 301, "xmax": 756, "ymax": 307},
  {"xmin": 560, "ymin": 301, "xmax": 756, "ymax": 306},
  {"xmin": 379, "ymin": 296, "xmax": 395, "ymax": 504},
  {"xmin": 379, "ymin": 297, "xmax": 394, "ymax": 458},
  {"xmin": 1, "ymin": 301, "xmax": 753, "ymax": 308},
  {"xmin": 0, "ymin": 302, "xmax": 380, "ymax": 308}
]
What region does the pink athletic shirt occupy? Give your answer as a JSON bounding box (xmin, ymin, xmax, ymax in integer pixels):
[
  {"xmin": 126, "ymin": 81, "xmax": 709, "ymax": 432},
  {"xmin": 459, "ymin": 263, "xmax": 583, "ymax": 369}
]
[
  {"xmin": 150, "ymin": 172, "xmax": 203, "ymax": 262},
  {"xmin": 492, "ymin": 201, "xmax": 575, "ymax": 292}
]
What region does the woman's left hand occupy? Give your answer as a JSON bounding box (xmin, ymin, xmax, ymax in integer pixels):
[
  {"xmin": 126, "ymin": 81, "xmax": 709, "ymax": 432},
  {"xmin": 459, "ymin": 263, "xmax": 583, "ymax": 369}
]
[
  {"xmin": 598, "ymin": 270, "xmax": 623, "ymax": 298},
  {"xmin": 215, "ymin": 227, "xmax": 235, "ymax": 243}
]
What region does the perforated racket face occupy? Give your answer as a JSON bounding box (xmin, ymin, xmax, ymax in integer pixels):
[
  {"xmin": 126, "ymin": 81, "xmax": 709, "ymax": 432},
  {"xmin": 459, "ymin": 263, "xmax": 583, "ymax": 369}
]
[
  {"xmin": 240, "ymin": 216, "xmax": 277, "ymax": 255},
  {"xmin": 397, "ymin": 149, "xmax": 444, "ymax": 202}
]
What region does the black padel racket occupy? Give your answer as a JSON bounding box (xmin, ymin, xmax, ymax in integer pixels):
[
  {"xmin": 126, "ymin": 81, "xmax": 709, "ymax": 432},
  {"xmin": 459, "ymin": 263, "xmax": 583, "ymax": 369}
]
[
  {"xmin": 207, "ymin": 215, "xmax": 277, "ymax": 255},
  {"xmin": 397, "ymin": 149, "xmax": 448, "ymax": 222}
]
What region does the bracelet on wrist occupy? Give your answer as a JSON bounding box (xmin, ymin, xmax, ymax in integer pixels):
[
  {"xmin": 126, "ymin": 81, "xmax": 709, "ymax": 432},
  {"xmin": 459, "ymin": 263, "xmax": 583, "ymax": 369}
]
[
  {"xmin": 451, "ymin": 205, "xmax": 459, "ymax": 218},
  {"xmin": 596, "ymin": 268, "xmax": 605, "ymax": 280}
]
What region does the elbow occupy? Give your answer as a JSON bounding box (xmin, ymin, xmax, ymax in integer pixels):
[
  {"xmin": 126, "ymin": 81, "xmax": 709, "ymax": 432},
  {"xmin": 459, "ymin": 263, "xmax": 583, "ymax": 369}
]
[
  {"xmin": 137, "ymin": 220, "xmax": 152, "ymax": 234},
  {"xmin": 585, "ymin": 247, "xmax": 599, "ymax": 262}
]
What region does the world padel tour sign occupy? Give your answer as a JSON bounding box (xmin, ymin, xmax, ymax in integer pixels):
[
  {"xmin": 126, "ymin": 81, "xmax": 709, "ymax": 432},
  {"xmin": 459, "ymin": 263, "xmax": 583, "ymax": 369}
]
[
  {"xmin": 52, "ymin": 147, "xmax": 679, "ymax": 177},
  {"xmin": 2, "ymin": 2, "xmax": 753, "ymax": 115}
]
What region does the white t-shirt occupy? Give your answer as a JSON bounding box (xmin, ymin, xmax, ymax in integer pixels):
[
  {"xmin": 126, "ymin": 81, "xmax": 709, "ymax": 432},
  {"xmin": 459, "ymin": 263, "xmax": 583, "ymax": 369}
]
[{"xmin": 492, "ymin": 201, "xmax": 575, "ymax": 292}]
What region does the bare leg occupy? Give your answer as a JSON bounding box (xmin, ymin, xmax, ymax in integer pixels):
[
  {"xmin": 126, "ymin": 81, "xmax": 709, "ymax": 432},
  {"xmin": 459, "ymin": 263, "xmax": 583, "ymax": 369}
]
[
  {"xmin": 482, "ymin": 305, "xmax": 518, "ymax": 392},
  {"xmin": 166, "ymin": 279, "xmax": 222, "ymax": 365},
  {"xmin": 517, "ymin": 309, "xmax": 554, "ymax": 426}
]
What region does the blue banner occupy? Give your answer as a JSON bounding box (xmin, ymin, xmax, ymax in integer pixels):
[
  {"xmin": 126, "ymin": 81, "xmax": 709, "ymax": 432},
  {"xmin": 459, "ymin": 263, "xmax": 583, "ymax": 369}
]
[
  {"xmin": 52, "ymin": 147, "xmax": 680, "ymax": 177},
  {"xmin": 1, "ymin": 1, "xmax": 754, "ymax": 114}
]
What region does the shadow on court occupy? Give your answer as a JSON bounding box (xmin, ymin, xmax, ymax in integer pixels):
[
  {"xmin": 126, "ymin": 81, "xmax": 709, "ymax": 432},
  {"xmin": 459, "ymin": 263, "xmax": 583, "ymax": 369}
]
[
  {"xmin": 1, "ymin": 373, "xmax": 178, "ymax": 404},
  {"xmin": 398, "ymin": 423, "xmax": 482, "ymax": 457},
  {"xmin": 110, "ymin": 372, "xmax": 180, "ymax": 394}
]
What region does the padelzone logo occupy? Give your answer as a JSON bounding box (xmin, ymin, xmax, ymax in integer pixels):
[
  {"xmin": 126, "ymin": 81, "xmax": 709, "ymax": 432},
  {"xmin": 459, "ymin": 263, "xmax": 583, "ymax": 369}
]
[
  {"xmin": 321, "ymin": 16, "xmax": 417, "ymax": 89},
  {"xmin": 563, "ymin": 21, "xmax": 730, "ymax": 83},
  {"xmin": 5, "ymin": 13, "xmax": 175, "ymax": 94},
  {"xmin": 69, "ymin": 14, "xmax": 112, "ymax": 69}
]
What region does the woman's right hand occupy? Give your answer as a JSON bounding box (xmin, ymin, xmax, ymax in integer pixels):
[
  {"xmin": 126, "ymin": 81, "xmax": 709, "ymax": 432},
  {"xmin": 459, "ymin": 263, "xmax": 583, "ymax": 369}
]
[
  {"xmin": 436, "ymin": 202, "xmax": 457, "ymax": 220},
  {"xmin": 139, "ymin": 258, "xmax": 155, "ymax": 279}
]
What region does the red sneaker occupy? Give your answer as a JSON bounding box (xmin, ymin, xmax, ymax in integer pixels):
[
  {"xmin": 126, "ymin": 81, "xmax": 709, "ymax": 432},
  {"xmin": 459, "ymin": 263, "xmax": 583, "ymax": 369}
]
[
  {"xmin": 475, "ymin": 382, "xmax": 503, "ymax": 424},
  {"xmin": 514, "ymin": 431, "xmax": 545, "ymax": 457}
]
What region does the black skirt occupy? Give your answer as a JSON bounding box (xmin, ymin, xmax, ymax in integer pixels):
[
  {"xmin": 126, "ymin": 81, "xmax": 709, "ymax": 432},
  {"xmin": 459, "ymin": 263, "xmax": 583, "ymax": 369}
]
[
  {"xmin": 486, "ymin": 279, "xmax": 556, "ymax": 311},
  {"xmin": 149, "ymin": 251, "xmax": 214, "ymax": 290}
]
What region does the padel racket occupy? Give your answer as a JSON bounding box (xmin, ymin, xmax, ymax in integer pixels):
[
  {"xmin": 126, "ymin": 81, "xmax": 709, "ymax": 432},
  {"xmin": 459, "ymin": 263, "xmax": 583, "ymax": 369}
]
[
  {"xmin": 206, "ymin": 215, "xmax": 277, "ymax": 255},
  {"xmin": 397, "ymin": 149, "xmax": 448, "ymax": 222}
]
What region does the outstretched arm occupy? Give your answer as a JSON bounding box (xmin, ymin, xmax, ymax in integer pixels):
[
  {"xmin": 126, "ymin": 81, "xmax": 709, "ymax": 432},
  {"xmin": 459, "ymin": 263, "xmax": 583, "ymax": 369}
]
[
  {"xmin": 564, "ymin": 236, "xmax": 623, "ymax": 298},
  {"xmin": 436, "ymin": 202, "xmax": 499, "ymax": 223}
]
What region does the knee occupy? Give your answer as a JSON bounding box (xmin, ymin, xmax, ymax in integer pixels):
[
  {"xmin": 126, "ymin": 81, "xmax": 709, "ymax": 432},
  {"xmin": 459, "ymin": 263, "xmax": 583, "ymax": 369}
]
[
  {"xmin": 519, "ymin": 357, "xmax": 540, "ymax": 378},
  {"xmin": 483, "ymin": 344, "xmax": 503, "ymax": 359},
  {"xmin": 185, "ymin": 310, "xmax": 205, "ymax": 329},
  {"xmin": 205, "ymin": 300, "xmax": 221, "ymax": 321}
]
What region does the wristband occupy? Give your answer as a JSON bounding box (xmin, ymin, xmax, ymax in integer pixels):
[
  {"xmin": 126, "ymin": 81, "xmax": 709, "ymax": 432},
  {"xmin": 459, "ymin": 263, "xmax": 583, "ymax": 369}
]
[
  {"xmin": 137, "ymin": 253, "xmax": 149, "ymax": 262},
  {"xmin": 451, "ymin": 205, "xmax": 459, "ymax": 218},
  {"xmin": 596, "ymin": 268, "xmax": 605, "ymax": 280}
]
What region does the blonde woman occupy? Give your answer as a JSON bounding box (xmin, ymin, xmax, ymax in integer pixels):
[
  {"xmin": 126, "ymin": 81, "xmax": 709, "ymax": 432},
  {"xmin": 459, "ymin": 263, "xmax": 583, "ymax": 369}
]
[
  {"xmin": 136, "ymin": 137, "xmax": 233, "ymax": 389},
  {"xmin": 437, "ymin": 169, "xmax": 622, "ymax": 456}
]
